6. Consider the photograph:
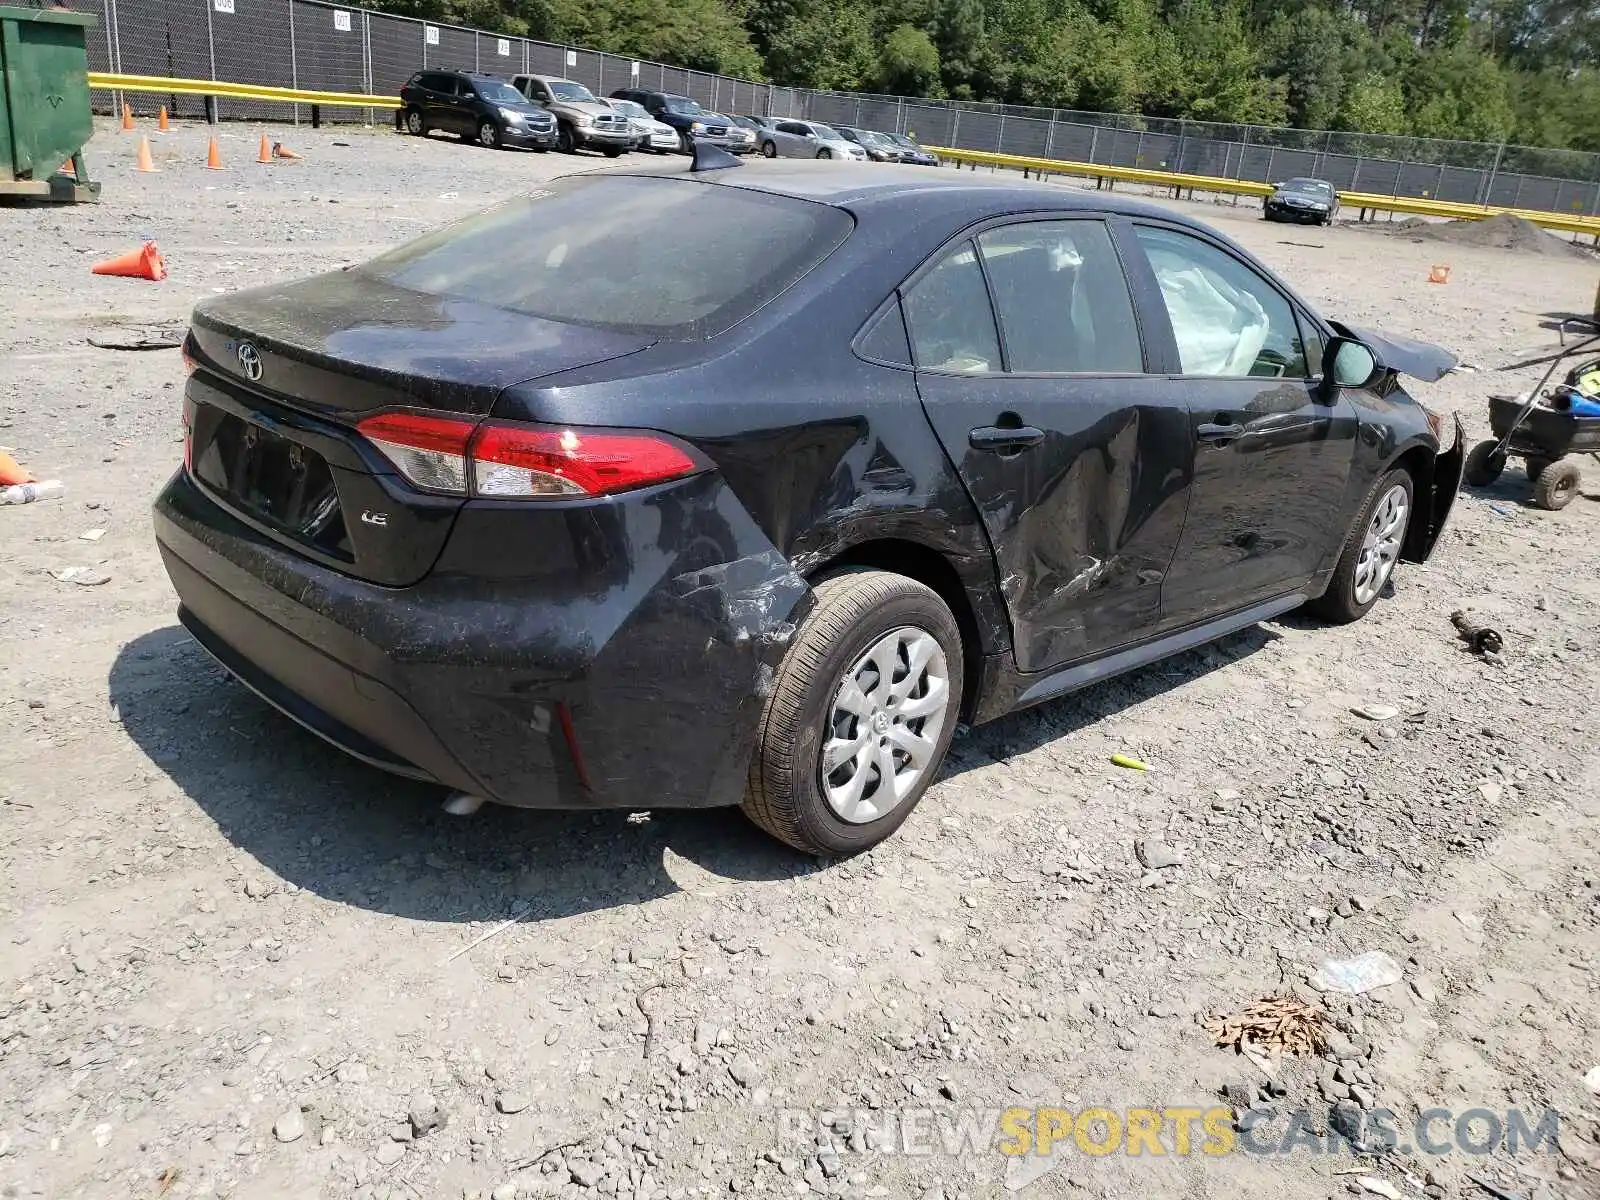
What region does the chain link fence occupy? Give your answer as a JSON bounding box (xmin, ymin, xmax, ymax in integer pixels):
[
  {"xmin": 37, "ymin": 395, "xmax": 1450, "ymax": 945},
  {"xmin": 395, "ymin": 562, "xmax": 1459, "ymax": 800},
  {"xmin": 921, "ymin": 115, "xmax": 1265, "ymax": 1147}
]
[{"xmin": 65, "ymin": 0, "xmax": 1600, "ymax": 218}]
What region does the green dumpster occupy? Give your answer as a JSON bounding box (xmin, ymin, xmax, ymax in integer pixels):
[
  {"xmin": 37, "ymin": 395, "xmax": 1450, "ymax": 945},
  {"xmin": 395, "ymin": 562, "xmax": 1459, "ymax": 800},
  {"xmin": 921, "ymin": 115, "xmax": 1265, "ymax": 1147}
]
[{"xmin": 0, "ymin": 4, "xmax": 99, "ymax": 202}]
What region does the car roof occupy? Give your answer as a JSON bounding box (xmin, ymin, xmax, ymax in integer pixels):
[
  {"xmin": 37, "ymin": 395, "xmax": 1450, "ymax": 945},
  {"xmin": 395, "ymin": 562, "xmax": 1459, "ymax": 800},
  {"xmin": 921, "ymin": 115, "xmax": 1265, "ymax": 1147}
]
[{"xmin": 642, "ymin": 162, "xmax": 1181, "ymax": 220}]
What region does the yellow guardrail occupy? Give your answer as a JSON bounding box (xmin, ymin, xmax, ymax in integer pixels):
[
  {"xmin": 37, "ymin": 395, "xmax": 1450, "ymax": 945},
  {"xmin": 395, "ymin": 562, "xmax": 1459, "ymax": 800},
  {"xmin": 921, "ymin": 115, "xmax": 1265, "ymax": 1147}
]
[
  {"xmin": 89, "ymin": 72, "xmax": 401, "ymax": 109},
  {"xmin": 927, "ymin": 145, "xmax": 1600, "ymax": 238}
]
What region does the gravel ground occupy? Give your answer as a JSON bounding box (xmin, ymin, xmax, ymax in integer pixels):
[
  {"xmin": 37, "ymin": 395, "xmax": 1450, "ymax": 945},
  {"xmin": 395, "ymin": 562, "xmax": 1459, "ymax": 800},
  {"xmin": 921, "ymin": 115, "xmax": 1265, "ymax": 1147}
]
[{"xmin": 2, "ymin": 119, "xmax": 1599, "ymax": 1200}]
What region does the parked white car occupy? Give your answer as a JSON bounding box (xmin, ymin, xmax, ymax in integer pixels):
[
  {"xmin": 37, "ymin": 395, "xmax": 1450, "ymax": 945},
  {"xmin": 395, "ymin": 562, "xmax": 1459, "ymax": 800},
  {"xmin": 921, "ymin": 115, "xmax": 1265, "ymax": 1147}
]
[
  {"xmin": 758, "ymin": 120, "xmax": 868, "ymax": 161},
  {"xmin": 606, "ymin": 98, "xmax": 680, "ymax": 154}
]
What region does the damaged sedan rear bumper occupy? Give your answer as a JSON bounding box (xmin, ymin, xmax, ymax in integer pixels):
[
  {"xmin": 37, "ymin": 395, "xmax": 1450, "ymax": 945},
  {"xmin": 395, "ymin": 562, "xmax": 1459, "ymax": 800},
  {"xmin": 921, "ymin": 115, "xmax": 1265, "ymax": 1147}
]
[{"xmin": 153, "ymin": 467, "xmax": 810, "ymax": 810}]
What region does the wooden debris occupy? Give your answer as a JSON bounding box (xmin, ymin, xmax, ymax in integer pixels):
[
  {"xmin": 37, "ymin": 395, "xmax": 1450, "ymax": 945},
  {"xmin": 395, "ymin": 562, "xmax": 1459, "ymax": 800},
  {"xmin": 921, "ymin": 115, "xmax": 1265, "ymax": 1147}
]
[{"xmin": 1204, "ymin": 994, "xmax": 1328, "ymax": 1056}]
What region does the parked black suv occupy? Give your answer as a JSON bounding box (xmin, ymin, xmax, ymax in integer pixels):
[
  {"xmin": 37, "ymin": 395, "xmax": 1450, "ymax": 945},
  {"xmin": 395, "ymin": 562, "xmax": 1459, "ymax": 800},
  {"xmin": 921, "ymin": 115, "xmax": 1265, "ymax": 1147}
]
[
  {"xmin": 607, "ymin": 88, "xmax": 746, "ymax": 153},
  {"xmin": 399, "ymin": 71, "xmax": 557, "ymax": 151}
]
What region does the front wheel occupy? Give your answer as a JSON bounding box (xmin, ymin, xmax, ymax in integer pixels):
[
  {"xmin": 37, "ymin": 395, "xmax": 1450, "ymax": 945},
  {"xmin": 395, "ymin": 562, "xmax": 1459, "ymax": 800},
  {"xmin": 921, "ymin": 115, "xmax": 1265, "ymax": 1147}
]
[
  {"xmin": 1305, "ymin": 469, "xmax": 1414, "ymax": 624},
  {"xmin": 602, "ymin": 144, "xmax": 624, "ymax": 158},
  {"xmin": 817, "ymin": 148, "xmax": 832, "ymax": 159},
  {"xmin": 404, "ymin": 107, "xmax": 426, "ymax": 136},
  {"xmin": 742, "ymin": 569, "xmax": 963, "ymax": 856},
  {"xmin": 477, "ymin": 120, "xmax": 500, "ymax": 149},
  {"xmin": 1464, "ymin": 439, "xmax": 1506, "ymax": 487},
  {"xmin": 556, "ymin": 124, "xmax": 575, "ymax": 154}
]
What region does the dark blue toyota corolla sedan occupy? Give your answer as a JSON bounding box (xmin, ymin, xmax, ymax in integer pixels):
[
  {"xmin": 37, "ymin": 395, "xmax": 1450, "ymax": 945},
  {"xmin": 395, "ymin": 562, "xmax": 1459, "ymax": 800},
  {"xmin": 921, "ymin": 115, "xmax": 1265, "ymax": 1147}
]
[{"xmin": 155, "ymin": 155, "xmax": 1464, "ymax": 855}]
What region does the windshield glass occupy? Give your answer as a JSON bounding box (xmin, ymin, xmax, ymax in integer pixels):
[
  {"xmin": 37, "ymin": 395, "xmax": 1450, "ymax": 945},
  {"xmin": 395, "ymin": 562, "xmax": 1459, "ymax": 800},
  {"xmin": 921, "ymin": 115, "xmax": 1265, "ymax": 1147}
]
[
  {"xmin": 547, "ymin": 80, "xmax": 596, "ymax": 102},
  {"xmin": 609, "ymin": 99, "xmax": 647, "ymax": 119},
  {"xmin": 664, "ymin": 97, "xmax": 705, "ymax": 115},
  {"xmin": 1283, "ymin": 178, "xmax": 1333, "ymax": 195},
  {"xmin": 359, "ymin": 176, "xmax": 853, "ymax": 339},
  {"xmin": 890, "ymin": 134, "xmax": 918, "ymax": 148},
  {"xmin": 859, "ymin": 131, "xmax": 892, "ymax": 146},
  {"xmin": 809, "ymin": 124, "xmax": 842, "ymax": 140},
  {"xmin": 476, "ymin": 80, "xmax": 524, "ymax": 104}
]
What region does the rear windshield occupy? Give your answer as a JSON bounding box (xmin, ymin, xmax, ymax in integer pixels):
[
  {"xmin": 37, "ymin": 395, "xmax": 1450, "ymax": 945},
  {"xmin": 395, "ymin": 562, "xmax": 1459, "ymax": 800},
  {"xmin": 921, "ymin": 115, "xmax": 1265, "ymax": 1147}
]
[{"xmin": 358, "ymin": 175, "xmax": 853, "ymax": 339}]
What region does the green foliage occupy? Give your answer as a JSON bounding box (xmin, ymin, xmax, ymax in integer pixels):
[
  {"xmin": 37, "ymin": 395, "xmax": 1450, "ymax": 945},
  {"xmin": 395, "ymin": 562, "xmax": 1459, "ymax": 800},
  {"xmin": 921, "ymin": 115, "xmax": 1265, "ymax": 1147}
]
[
  {"xmin": 876, "ymin": 24, "xmax": 944, "ymax": 95},
  {"xmin": 370, "ymin": 0, "xmax": 1599, "ymax": 151}
]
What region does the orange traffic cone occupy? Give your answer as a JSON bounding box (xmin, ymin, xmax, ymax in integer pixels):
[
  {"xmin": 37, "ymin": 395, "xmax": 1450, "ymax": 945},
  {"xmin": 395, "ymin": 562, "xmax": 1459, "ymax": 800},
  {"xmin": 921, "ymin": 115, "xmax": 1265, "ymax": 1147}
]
[
  {"xmin": 120, "ymin": 102, "xmax": 134, "ymax": 132},
  {"xmin": 136, "ymin": 136, "xmax": 157, "ymax": 173},
  {"xmin": 158, "ymin": 106, "xmax": 170, "ymax": 132},
  {"xmin": 91, "ymin": 241, "xmax": 167, "ymax": 282},
  {"xmin": 272, "ymin": 142, "xmax": 301, "ymax": 160},
  {"xmin": 205, "ymin": 137, "xmax": 224, "ymax": 170},
  {"xmin": 0, "ymin": 450, "xmax": 34, "ymax": 486},
  {"xmin": 256, "ymin": 133, "xmax": 272, "ymax": 164},
  {"xmin": 1427, "ymin": 264, "xmax": 1451, "ymax": 284}
]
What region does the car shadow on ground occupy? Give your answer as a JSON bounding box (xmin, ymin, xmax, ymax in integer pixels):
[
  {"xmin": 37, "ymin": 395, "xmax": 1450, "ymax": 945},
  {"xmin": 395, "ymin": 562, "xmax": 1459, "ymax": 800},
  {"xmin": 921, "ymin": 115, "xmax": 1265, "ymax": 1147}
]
[{"xmin": 110, "ymin": 620, "xmax": 1278, "ymax": 924}]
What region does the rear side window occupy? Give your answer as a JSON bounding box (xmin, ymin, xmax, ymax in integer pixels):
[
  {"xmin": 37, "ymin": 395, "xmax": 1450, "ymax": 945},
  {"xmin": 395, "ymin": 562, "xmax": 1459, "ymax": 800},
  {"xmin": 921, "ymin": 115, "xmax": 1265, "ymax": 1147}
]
[
  {"xmin": 360, "ymin": 175, "xmax": 853, "ymax": 339},
  {"xmin": 902, "ymin": 241, "xmax": 1001, "ymax": 373},
  {"xmin": 976, "ymin": 221, "xmax": 1141, "ymax": 373}
]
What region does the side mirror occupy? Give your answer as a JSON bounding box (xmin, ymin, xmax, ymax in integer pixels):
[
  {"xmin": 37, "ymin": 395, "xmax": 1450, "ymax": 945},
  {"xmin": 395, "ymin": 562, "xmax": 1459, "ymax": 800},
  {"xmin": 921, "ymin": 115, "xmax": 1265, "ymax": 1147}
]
[{"xmin": 1321, "ymin": 337, "xmax": 1383, "ymax": 398}]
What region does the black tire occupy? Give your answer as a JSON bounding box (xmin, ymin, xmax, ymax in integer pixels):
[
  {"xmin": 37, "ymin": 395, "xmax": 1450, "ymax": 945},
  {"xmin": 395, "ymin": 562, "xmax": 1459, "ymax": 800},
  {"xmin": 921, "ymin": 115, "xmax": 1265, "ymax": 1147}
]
[
  {"xmin": 1463, "ymin": 439, "xmax": 1506, "ymax": 487},
  {"xmin": 602, "ymin": 144, "xmax": 624, "ymax": 158},
  {"xmin": 1532, "ymin": 459, "xmax": 1582, "ymax": 510},
  {"xmin": 1305, "ymin": 468, "xmax": 1415, "ymax": 624},
  {"xmin": 556, "ymin": 124, "xmax": 575, "ymax": 154},
  {"xmin": 761, "ymin": 140, "xmax": 777, "ymax": 158},
  {"xmin": 1524, "ymin": 456, "xmax": 1555, "ymax": 482},
  {"xmin": 742, "ymin": 569, "xmax": 964, "ymax": 856},
  {"xmin": 477, "ymin": 120, "xmax": 500, "ymax": 149},
  {"xmin": 404, "ymin": 107, "xmax": 426, "ymax": 136},
  {"xmin": 818, "ymin": 148, "xmax": 832, "ymax": 159}
]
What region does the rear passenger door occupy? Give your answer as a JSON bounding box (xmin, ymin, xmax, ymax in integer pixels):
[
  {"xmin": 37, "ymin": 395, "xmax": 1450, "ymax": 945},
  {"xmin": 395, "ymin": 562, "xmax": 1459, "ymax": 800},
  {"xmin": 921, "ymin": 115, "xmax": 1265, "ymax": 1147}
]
[
  {"xmin": 427, "ymin": 75, "xmax": 467, "ymax": 134},
  {"xmin": 1126, "ymin": 223, "xmax": 1357, "ymax": 629},
  {"xmin": 772, "ymin": 121, "xmax": 810, "ymax": 157},
  {"xmin": 905, "ymin": 217, "xmax": 1194, "ymax": 673}
]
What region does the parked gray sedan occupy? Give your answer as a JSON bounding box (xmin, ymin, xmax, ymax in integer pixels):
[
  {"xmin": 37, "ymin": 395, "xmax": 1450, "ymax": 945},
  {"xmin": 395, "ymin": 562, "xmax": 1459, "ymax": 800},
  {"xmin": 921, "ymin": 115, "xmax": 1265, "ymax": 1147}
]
[{"xmin": 758, "ymin": 120, "xmax": 868, "ymax": 161}]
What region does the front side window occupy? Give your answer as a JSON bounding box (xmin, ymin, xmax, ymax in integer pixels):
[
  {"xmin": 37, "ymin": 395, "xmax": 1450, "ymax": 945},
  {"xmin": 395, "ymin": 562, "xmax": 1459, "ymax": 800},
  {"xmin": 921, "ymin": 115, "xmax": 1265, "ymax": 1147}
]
[
  {"xmin": 1133, "ymin": 226, "xmax": 1311, "ymax": 378},
  {"xmin": 902, "ymin": 242, "xmax": 1000, "ymax": 374},
  {"xmin": 976, "ymin": 221, "xmax": 1142, "ymax": 374}
]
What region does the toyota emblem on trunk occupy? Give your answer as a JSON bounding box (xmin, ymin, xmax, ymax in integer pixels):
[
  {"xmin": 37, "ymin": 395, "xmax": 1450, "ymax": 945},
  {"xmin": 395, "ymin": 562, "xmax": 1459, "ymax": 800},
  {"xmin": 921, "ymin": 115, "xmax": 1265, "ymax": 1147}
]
[{"xmin": 236, "ymin": 341, "xmax": 263, "ymax": 381}]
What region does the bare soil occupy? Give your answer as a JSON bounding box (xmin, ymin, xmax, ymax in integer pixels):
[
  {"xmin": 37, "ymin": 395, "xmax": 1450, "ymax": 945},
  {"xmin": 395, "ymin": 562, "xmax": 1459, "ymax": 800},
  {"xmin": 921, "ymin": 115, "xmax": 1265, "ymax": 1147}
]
[{"xmin": 2, "ymin": 121, "xmax": 1599, "ymax": 1200}]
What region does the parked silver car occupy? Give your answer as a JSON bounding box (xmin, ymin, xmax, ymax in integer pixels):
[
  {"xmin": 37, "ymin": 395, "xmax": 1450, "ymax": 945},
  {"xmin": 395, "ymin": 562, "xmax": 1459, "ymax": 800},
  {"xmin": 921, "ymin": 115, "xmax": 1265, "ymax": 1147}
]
[
  {"xmin": 606, "ymin": 97, "xmax": 680, "ymax": 153},
  {"xmin": 758, "ymin": 120, "xmax": 868, "ymax": 161}
]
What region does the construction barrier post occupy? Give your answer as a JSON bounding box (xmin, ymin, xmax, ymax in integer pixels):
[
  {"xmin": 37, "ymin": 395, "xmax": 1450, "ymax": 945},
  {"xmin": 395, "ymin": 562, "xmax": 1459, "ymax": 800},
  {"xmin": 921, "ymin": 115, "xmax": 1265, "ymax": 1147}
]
[
  {"xmin": 311, "ymin": 104, "xmax": 321, "ymax": 129},
  {"xmin": 205, "ymin": 95, "xmax": 217, "ymax": 125}
]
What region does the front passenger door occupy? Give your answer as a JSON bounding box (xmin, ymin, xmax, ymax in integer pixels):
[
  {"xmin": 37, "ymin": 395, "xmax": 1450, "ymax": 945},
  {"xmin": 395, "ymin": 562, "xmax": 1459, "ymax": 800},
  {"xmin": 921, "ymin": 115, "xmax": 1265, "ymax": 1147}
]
[
  {"xmin": 1129, "ymin": 224, "xmax": 1358, "ymax": 629},
  {"xmin": 907, "ymin": 219, "xmax": 1194, "ymax": 674}
]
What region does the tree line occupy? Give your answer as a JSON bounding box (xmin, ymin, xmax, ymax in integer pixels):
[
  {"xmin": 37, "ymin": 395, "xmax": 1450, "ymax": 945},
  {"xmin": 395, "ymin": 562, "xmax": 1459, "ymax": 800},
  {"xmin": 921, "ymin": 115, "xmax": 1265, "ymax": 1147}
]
[{"xmin": 374, "ymin": 0, "xmax": 1600, "ymax": 152}]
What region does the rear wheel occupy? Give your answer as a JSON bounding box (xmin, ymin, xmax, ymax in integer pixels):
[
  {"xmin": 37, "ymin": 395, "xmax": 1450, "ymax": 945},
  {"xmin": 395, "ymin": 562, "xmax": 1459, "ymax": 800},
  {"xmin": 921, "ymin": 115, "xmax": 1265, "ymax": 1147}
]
[
  {"xmin": 1464, "ymin": 439, "xmax": 1506, "ymax": 487},
  {"xmin": 743, "ymin": 569, "xmax": 963, "ymax": 856},
  {"xmin": 1532, "ymin": 459, "xmax": 1582, "ymax": 510},
  {"xmin": 1306, "ymin": 469, "xmax": 1413, "ymax": 624},
  {"xmin": 477, "ymin": 120, "xmax": 500, "ymax": 149},
  {"xmin": 404, "ymin": 107, "xmax": 426, "ymax": 136},
  {"xmin": 761, "ymin": 140, "xmax": 777, "ymax": 158},
  {"xmin": 1524, "ymin": 456, "xmax": 1555, "ymax": 482}
]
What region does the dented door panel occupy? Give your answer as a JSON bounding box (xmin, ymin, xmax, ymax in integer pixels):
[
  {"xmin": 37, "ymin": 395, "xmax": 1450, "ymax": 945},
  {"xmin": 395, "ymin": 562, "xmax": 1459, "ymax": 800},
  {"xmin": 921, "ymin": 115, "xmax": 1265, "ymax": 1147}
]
[{"xmin": 915, "ymin": 372, "xmax": 1194, "ymax": 673}]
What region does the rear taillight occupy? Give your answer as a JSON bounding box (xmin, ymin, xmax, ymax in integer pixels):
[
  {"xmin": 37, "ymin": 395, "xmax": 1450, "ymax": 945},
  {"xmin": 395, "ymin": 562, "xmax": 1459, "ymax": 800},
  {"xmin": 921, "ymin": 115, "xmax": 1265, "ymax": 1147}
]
[{"xmin": 355, "ymin": 412, "xmax": 701, "ymax": 499}]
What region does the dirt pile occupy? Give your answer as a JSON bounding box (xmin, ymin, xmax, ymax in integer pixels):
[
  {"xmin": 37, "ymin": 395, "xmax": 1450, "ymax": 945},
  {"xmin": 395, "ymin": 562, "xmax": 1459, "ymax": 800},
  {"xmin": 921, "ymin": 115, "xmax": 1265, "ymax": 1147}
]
[{"xmin": 1394, "ymin": 210, "xmax": 1588, "ymax": 258}]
